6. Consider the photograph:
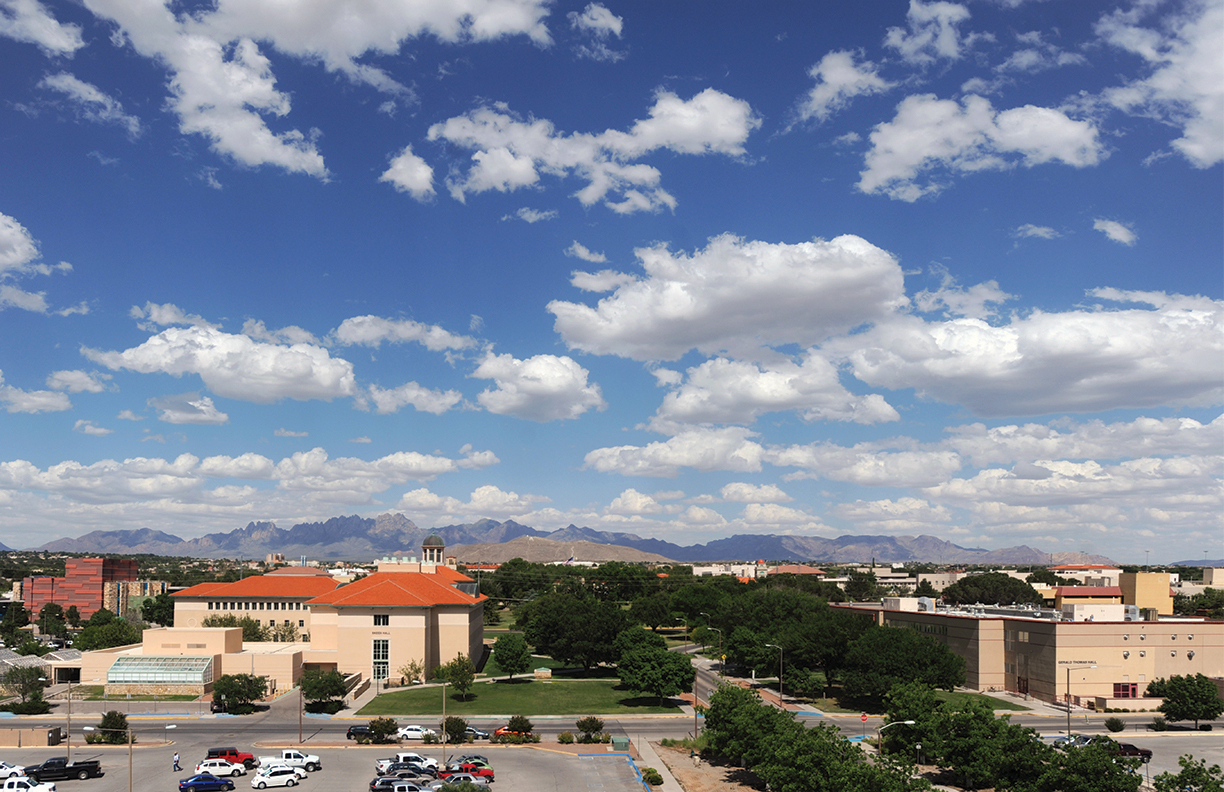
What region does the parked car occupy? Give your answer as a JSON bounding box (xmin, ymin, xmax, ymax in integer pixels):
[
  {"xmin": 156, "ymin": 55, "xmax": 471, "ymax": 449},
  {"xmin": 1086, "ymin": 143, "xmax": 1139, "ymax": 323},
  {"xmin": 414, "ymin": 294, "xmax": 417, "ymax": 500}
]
[
  {"xmin": 210, "ymin": 700, "xmax": 228, "ymax": 713},
  {"xmin": 254, "ymin": 766, "xmax": 305, "ymax": 781},
  {"xmin": 179, "ymin": 774, "xmax": 235, "ymax": 792},
  {"xmin": 440, "ymin": 764, "xmax": 493, "ymax": 781},
  {"xmin": 462, "ymin": 727, "xmax": 489, "ymax": 741},
  {"xmin": 369, "ymin": 781, "xmax": 427, "ymax": 792},
  {"xmin": 428, "ymin": 775, "xmax": 489, "ymax": 790},
  {"xmin": 249, "ymin": 767, "xmax": 299, "ymax": 789},
  {"xmin": 397, "ymin": 725, "xmax": 437, "ymax": 741},
  {"xmin": 196, "ymin": 760, "xmax": 246, "ymax": 777},
  {"xmin": 381, "ymin": 763, "xmax": 434, "ymax": 779},
  {"xmin": 453, "ymin": 756, "xmax": 489, "ymax": 767},
  {"xmin": 0, "ymin": 779, "xmax": 55, "ymax": 792},
  {"xmin": 206, "ymin": 749, "xmax": 257, "ymax": 770},
  {"xmin": 1112, "ymin": 742, "xmax": 1153, "ymax": 763},
  {"xmin": 254, "ymin": 751, "xmax": 320, "ymax": 773},
  {"xmin": 23, "ymin": 758, "xmax": 103, "ymax": 783},
  {"xmin": 1052, "ymin": 734, "xmax": 1092, "ymax": 750},
  {"xmin": 0, "ymin": 763, "xmax": 25, "ymax": 779},
  {"xmin": 376, "ymin": 754, "xmax": 438, "ymax": 774},
  {"xmin": 347, "ymin": 725, "xmax": 371, "ymax": 740}
]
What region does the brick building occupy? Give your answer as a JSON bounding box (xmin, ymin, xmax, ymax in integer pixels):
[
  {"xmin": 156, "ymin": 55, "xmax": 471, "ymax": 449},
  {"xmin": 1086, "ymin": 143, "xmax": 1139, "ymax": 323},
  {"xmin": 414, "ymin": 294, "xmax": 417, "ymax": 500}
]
[{"xmin": 21, "ymin": 558, "xmax": 139, "ymax": 620}]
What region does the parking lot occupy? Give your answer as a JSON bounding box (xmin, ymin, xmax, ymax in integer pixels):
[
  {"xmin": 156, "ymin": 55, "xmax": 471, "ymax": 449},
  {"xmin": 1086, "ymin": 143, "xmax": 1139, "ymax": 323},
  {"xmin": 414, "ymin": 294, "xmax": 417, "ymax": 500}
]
[{"xmin": 0, "ymin": 741, "xmax": 648, "ymax": 792}]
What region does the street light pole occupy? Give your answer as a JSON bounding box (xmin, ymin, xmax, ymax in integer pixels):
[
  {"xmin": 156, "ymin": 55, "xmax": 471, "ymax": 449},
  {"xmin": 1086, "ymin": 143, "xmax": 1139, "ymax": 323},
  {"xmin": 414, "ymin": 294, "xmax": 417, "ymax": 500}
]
[
  {"xmin": 765, "ymin": 644, "xmax": 783, "ymax": 701},
  {"xmin": 876, "ymin": 719, "xmax": 915, "ymax": 757},
  {"xmin": 1065, "ymin": 664, "xmax": 1096, "ymax": 736}
]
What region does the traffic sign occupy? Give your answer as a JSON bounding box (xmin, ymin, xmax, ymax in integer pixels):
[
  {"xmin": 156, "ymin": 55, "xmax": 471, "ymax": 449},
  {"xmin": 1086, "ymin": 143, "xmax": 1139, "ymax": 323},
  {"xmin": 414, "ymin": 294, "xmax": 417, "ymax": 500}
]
[{"xmin": 861, "ymin": 713, "xmax": 868, "ymax": 722}]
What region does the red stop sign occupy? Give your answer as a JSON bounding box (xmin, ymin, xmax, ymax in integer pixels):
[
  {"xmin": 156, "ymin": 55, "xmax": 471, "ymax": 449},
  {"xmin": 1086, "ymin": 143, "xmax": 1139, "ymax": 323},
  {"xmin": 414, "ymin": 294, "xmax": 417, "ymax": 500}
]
[{"xmin": 861, "ymin": 713, "xmax": 868, "ymax": 722}]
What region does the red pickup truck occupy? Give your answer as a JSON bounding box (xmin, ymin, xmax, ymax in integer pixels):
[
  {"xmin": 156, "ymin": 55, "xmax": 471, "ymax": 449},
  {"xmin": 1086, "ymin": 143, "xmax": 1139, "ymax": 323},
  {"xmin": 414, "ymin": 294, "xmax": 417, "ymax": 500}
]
[{"xmin": 205, "ymin": 749, "xmax": 257, "ymax": 770}]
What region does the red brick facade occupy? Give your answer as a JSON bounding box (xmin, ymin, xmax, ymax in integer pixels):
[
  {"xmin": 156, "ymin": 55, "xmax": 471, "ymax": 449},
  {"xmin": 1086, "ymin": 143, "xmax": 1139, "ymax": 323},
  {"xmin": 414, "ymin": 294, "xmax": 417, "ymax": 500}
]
[{"xmin": 23, "ymin": 558, "xmax": 139, "ymax": 619}]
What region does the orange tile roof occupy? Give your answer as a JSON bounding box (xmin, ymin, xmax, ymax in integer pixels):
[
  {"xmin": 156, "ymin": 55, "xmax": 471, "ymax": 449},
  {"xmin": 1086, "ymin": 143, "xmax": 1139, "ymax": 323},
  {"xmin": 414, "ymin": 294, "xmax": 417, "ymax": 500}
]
[
  {"xmin": 172, "ymin": 582, "xmax": 229, "ymax": 598},
  {"xmin": 172, "ymin": 576, "xmax": 339, "ymax": 599},
  {"xmin": 307, "ymin": 571, "xmax": 484, "ymax": 608}
]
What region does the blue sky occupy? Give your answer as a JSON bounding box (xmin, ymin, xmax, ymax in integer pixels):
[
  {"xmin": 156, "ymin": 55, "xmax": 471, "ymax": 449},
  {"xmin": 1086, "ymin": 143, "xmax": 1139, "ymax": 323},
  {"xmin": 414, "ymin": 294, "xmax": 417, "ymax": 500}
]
[{"xmin": 0, "ymin": 0, "xmax": 1219, "ymax": 563}]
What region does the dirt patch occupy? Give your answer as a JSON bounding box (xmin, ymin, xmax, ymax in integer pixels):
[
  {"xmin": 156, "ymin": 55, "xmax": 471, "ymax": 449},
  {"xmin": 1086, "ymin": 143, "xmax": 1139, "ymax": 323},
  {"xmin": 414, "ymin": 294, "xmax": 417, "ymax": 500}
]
[{"xmin": 653, "ymin": 745, "xmax": 764, "ymax": 792}]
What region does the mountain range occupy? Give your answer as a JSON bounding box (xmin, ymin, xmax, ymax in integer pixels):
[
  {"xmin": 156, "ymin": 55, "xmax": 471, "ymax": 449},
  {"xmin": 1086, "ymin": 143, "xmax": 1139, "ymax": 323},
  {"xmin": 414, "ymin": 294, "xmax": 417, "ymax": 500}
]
[{"xmin": 29, "ymin": 514, "xmax": 1117, "ymax": 566}]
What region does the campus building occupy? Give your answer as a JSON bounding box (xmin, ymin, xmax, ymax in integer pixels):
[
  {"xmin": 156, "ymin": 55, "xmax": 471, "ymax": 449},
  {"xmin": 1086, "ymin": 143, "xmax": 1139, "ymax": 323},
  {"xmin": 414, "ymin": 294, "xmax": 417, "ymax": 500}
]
[
  {"xmin": 839, "ymin": 573, "xmax": 1223, "ymax": 710},
  {"xmin": 19, "ymin": 558, "xmax": 144, "ymax": 620},
  {"xmin": 67, "ymin": 536, "xmax": 486, "ymax": 696}
]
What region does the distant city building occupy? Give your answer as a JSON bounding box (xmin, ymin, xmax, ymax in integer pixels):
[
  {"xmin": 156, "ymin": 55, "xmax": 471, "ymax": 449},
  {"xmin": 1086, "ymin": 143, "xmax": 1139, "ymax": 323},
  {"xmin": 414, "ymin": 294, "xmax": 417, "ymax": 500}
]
[{"xmin": 19, "ymin": 558, "xmax": 160, "ymax": 620}]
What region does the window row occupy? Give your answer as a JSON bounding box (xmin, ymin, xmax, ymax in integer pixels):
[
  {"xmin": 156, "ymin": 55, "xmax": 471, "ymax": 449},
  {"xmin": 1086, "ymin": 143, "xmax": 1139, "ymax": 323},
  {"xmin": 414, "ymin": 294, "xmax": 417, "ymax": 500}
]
[{"xmin": 207, "ymin": 600, "xmax": 303, "ymax": 611}]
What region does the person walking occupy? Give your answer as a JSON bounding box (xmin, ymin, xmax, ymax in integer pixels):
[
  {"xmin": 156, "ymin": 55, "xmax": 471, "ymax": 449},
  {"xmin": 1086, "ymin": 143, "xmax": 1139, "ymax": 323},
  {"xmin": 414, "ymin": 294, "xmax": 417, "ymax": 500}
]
[{"xmin": 173, "ymin": 752, "xmax": 181, "ymax": 772}]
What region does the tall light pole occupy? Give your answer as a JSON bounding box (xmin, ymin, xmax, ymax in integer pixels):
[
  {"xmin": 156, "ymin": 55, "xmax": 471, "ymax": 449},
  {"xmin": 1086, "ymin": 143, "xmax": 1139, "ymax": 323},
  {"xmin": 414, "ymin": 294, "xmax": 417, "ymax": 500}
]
[
  {"xmin": 765, "ymin": 643, "xmax": 783, "ymax": 701},
  {"xmin": 1065, "ymin": 664, "xmax": 1096, "ymax": 736},
  {"xmin": 877, "ymin": 719, "xmax": 914, "ymax": 757}
]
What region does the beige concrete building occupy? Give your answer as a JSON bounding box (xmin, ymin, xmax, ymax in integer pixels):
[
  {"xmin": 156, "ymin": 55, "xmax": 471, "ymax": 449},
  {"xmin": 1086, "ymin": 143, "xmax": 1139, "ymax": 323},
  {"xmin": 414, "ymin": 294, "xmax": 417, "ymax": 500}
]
[
  {"xmin": 73, "ymin": 538, "xmax": 486, "ymax": 696},
  {"xmin": 838, "ymin": 596, "xmax": 1223, "ymax": 710}
]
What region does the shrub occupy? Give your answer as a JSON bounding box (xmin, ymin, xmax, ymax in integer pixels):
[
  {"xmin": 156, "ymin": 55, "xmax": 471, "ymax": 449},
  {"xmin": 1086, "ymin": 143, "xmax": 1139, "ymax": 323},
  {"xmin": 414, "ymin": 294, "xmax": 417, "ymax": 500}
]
[
  {"xmin": 1200, "ymin": 724, "xmax": 1213, "ymax": 731},
  {"xmin": 368, "ymin": 716, "xmax": 399, "ymax": 744},
  {"xmin": 506, "ymin": 714, "xmax": 534, "ymax": 735},
  {"xmin": 558, "ymin": 731, "xmax": 574, "ymax": 744},
  {"xmin": 304, "ymin": 700, "xmax": 344, "ymax": 714},
  {"xmin": 1150, "ymin": 716, "xmax": 1168, "ymax": 731},
  {"xmin": 1105, "ymin": 717, "xmax": 1125, "ymax": 733},
  {"xmin": 642, "ymin": 767, "xmax": 664, "ymax": 786},
  {"xmin": 1, "ymin": 699, "xmax": 51, "ymax": 715}
]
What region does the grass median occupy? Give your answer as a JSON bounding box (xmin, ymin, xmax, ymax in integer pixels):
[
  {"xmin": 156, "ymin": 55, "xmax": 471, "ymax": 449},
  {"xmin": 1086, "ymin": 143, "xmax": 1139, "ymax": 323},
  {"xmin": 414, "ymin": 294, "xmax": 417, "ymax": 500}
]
[{"xmin": 357, "ymin": 678, "xmax": 682, "ymax": 717}]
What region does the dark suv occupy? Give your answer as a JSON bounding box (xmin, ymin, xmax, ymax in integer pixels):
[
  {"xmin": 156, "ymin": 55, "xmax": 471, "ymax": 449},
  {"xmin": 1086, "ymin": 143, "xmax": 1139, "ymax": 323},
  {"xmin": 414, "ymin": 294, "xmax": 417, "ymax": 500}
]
[
  {"xmin": 347, "ymin": 725, "xmax": 371, "ymax": 740},
  {"xmin": 1113, "ymin": 742, "xmax": 1153, "ymax": 763}
]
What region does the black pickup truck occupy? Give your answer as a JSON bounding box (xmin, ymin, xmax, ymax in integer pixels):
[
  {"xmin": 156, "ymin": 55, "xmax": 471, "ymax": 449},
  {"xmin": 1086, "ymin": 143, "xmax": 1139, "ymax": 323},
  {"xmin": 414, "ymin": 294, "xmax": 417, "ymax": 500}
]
[{"xmin": 24, "ymin": 757, "xmax": 103, "ymax": 782}]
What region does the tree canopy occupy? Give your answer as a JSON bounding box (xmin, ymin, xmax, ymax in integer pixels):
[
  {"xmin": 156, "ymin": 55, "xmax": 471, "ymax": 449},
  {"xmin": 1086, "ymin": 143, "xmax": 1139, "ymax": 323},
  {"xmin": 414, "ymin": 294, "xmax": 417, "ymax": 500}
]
[
  {"xmin": 615, "ymin": 630, "xmax": 695, "ymax": 704},
  {"xmin": 492, "ymin": 632, "xmax": 531, "ymax": 681},
  {"xmin": 212, "ymin": 673, "xmax": 267, "ymax": 714},
  {"xmin": 517, "ymin": 592, "xmax": 629, "ymax": 669},
  {"xmin": 140, "ymin": 592, "xmax": 175, "ymax": 626},
  {"xmin": 941, "ymin": 573, "xmax": 1041, "ymax": 606},
  {"xmin": 1148, "ymin": 674, "xmax": 1224, "ymax": 728},
  {"xmin": 840, "ymin": 628, "xmax": 965, "ymax": 706}
]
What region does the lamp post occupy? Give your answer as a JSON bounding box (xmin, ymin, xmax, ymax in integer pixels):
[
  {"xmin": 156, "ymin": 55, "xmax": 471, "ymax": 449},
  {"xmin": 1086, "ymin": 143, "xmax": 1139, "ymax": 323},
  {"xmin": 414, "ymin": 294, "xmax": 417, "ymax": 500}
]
[
  {"xmin": 876, "ymin": 719, "xmax": 915, "ymax": 757},
  {"xmin": 765, "ymin": 644, "xmax": 783, "ymax": 701},
  {"xmin": 699, "ymin": 613, "xmax": 723, "ymax": 669},
  {"xmin": 1065, "ymin": 664, "xmax": 1096, "ymax": 737},
  {"xmin": 440, "ymin": 679, "xmax": 448, "ymax": 763},
  {"xmin": 298, "ymin": 685, "xmax": 303, "ymax": 744}
]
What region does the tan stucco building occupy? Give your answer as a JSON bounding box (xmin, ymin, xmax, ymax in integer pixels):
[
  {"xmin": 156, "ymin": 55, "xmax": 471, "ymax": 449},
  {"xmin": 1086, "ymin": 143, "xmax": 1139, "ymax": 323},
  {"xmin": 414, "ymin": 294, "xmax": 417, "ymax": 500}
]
[
  {"xmin": 838, "ymin": 573, "xmax": 1222, "ymax": 710},
  {"xmin": 74, "ymin": 538, "xmax": 486, "ymax": 696}
]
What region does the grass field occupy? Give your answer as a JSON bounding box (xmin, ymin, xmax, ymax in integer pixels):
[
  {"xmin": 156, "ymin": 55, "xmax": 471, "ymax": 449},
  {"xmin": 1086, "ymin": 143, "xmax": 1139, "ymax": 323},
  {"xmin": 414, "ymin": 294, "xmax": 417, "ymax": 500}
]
[
  {"xmin": 935, "ymin": 690, "xmax": 1030, "ymax": 711},
  {"xmin": 357, "ymin": 678, "xmax": 682, "ymax": 717}
]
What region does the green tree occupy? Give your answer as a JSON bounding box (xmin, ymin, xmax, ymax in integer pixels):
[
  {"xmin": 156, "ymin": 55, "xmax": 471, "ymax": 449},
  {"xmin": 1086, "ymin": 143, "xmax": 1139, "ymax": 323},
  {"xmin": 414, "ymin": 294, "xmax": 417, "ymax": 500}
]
[
  {"xmin": 140, "ymin": 592, "xmax": 175, "ymax": 626},
  {"xmin": 1035, "ymin": 741, "xmax": 1142, "ymax": 792},
  {"xmin": 505, "ymin": 714, "xmax": 534, "ymax": 735},
  {"xmin": 95, "ymin": 710, "xmax": 132, "ymax": 745},
  {"xmin": 1, "ymin": 601, "xmax": 29, "ymax": 643},
  {"xmin": 845, "ymin": 571, "xmax": 878, "ymax": 601},
  {"xmin": 368, "ymin": 716, "xmax": 398, "ymax": 744},
  {"xmin": 617, "ymin": 643, "xmax": 695, "ymax": 705},
  {"xmin": 930, "ymin": 697, "xmax": 1049, "ymax": 791},
  {"xmin": 1154, "ymin": 755, "xmax": 1224, "ymax": 792},
  {"xmin": 443, "ymin": 715, "xmax": 468, "ymax": 744},
  {"xmin": 212, "ymin": 673, "xmax": 267, "ymax": 714},
  {"xmin": 841, "ymin": 628, "xmax": 965, "ymax": 707},
  {"xmin": 201, "ymin": 613, "xmax": 269, "ymax": 641},
  {"xmin": 0, "ymin": 665, "xmax": 46, "ymax": 704},
  {"xmin": 492, "ymin": 633, "xmax": 531, "ymax": 681},
  {"xmin": 74, "ymin": 618, "xmax": 142, "ymax": 651},
  {"xmin": 629, "ymin": 591, "xmax": 673, "ymax": 631},
  {"xmin": 942, "ymin": 573, "xmax": 1041, "ymax": 606},
  {"xmin": 439, "ymin": 653, "xmax": 476, "ymax": 701},
  {"xmin": 575, "ymin": 716, "xmax": 604, "ymax": 741},
  {"xmin": 271, "ymin": 620, "xmax": 299, "ymax": 642},
  {"xmin": 913, "ymin": 579, "xmax": 939, "ymax": 598},
  {"xmin": 397, "ymin": 658, "xmax": 425, "ymax": 685},
  {"xmin": 1154, "ymin": 674, "xmax": 1224, "ymax": 728},
  {"xmin": 64, "ymin": 605, "xmax": 80, "ymax": 629},
  {"xmin": 85, "ymin": 608, "xmax": 116, "ymax": 627},
  {"xmin": 299, "ymin": 669, "xmax": 346, "ymax": 711},
  {"xmin": 518, "ymin": 592, "xmax": 629, "ymax": 669},
  {"xmin": 882, "ymin": 681, "xmax": 940, "ymax": 758},
  {"xmin": 703, "ymin": 684, "xmax": 795, "ymax": 767}
]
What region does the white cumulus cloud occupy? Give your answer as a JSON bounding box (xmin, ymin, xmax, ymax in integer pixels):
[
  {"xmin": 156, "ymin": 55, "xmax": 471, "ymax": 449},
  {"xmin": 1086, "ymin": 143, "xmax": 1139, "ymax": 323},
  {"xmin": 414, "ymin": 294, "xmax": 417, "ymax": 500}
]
[
  {"xmin": 46, "ymin": 370, "xmax": 109, "ymax": 393},
  {"xmin": 38, "ymin": 73, "xmax": 143, "ymax": 137},
  {"xmin": 796, "ymin": 50, "xmax": 893, "ymax": 124},
  {"xmin": 149, "ymin": 393, "xmax": 230, "ymax": 425},
  {"xmin": 565, "ymin": 241, "xmax": 607, "ymax": 263},
  {"xmin": 472, "ymin": 352, "xmax": 606, "ymax": 421},
  {"xmin": 85, "ymin": 325, "xmax": 357, "ymax": 404},
  {"xmin": 584, "ymin": 426, "xmax": 764, "ymax": 477},
  {"xmin": 0, "ymin": 369, "xmax": 71, "ymax": 413},
  {"xmin": 549, "ymin": 233, "xmax": 907, "ymax": 361},
  {"xmin": 365, "ymin": 382, "xmax": 464, "ymax": 415},
  {"xmin": 332, "ymin": 315, "xmax": 476, "ymax": 351},
  {"xmin": 380, "ymin": 145, "xmax": 435, "ymax": 200},
  {"xmin": 428, "ymin": 88, "xmax": 759, "ymax": 213},
  {"xmin": 884, "ymin": 0, "xmax": 976, "ymax": 65},
  {"xmin": 1093, "ymin": 218, "xmax": 1137, "ymax": 246},
  {"xmin": 859, "ymin": 94, "xmax": 1105, "ymax": 201},
  {"xmin": 0, "ymin": 0, "xmax": 84, "ymax": 55}
]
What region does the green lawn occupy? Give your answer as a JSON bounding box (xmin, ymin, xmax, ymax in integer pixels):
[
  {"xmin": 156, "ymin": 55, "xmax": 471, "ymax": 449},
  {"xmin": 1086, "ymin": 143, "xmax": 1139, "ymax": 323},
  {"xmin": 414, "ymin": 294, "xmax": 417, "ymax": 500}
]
[
  {"xmin": 935, "ymin": 690, "xmax": 1030, "ymax": 711},
  {"xmin": 357, "ymin": 678, "xmax": 681, "ymax": 717},
  {"xmin": 480, "ymin": 654, "xmax": 617, "ymax": 680}
]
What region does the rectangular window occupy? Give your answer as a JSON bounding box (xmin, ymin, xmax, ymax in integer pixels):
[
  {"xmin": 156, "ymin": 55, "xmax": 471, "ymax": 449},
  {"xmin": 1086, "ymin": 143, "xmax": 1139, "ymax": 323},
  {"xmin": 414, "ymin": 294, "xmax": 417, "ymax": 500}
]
[
  {"xmin": 259, "ymin": 602, "xmax": 264, "ymax": 610},
  {"xmin": 208, "ymin": 602, "xmax": 214, "ymax": 610},
  {"xmin": 298, "ymin": 620, "xmax": 304, "ymax": 628},
  {"xmin": 284, "ymin": 620, "xmax": 290, "ymax": 626},
  {"xmin": 1113, "ymin": 683, "xmax": 1138, "ymax": 698},
  {"xmin": 373, "ymin": 639, "xmax": 390, "ymax": 681},
  {"xmin": 374, "ymin": 614, "xmax": 389, "ymax": 626}
]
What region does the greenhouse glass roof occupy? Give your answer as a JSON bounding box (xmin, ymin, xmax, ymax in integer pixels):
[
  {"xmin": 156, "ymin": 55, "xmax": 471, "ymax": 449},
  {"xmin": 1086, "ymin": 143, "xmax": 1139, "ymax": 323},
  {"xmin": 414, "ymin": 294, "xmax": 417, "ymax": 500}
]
[{"xmin": 107, "ymin": 655, "xmax": 214, "ymax": 685}]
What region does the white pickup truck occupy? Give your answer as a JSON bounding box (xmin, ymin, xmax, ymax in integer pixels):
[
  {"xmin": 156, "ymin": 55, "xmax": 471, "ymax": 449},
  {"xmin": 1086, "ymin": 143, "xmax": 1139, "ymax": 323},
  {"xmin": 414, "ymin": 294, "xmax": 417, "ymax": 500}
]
[
  {"xmin": 255, "ymin": 750, "xmax": 321, "ymax": 773},
  {"xmin": 1, "ymin": 778, "xmax": 56, "ymax": 792},
  {"xmin": 375, "ymin": 753, "xmax": 439, "ymax": 774}
]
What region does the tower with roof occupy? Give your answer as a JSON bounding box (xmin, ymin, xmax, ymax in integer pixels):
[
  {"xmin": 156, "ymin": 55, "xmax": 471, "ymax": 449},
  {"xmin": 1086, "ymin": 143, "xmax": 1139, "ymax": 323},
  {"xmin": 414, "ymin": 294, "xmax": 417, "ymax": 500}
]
[{"xmin": 421, "ymin": 534, "xmax": 445, "ymax": 565}]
